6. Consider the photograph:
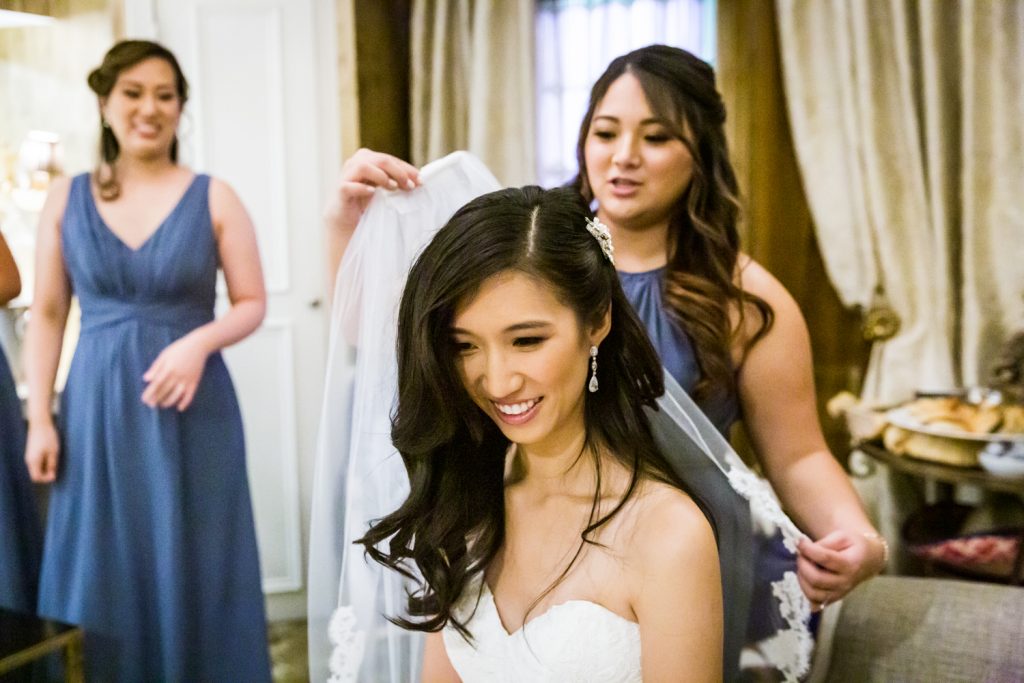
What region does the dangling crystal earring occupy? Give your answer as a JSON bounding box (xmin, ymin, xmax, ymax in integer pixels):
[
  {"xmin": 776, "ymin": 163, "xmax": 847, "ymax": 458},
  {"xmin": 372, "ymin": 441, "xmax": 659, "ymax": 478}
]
[{"xmin": 588, "ymin": 345, "xmax": 599, "ymax": 393}]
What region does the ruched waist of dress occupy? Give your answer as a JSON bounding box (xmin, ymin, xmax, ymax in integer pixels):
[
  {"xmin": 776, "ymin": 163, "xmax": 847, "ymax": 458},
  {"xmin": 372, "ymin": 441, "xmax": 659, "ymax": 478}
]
[{"xmin": 79, "ymin": 298, "xmax": 214, "ymax": 334}]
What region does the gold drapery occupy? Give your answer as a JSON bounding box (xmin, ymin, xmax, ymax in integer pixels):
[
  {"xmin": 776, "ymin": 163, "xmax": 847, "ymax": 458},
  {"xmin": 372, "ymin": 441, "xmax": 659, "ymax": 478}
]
[
  {"xmin": 410, "ymin": 0, "xmax": 536, "ymax": 186},
  {"xmin": 777, "ymin": 0, "xmax": 1024, "ymax": 403}
]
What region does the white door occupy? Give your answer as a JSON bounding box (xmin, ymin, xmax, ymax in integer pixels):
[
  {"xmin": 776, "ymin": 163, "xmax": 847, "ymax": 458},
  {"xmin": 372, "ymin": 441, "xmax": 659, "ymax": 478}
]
[{"xmin": 123, "ymin": 0, "xmax": 340, "ymax": 620}]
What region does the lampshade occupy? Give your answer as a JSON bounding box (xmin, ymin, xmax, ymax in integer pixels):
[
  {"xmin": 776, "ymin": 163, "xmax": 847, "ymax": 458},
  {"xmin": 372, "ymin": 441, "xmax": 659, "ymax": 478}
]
[{"xmin": 16, "ymin": 130, "xmax": 63, "ymax": 191}]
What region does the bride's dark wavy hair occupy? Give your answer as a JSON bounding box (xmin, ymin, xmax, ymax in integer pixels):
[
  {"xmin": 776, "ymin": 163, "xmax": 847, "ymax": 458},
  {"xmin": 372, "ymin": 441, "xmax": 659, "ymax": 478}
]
[
  {"xmin": 572, "ymin": 44, "xmax": 774, "ymax": 403},
  {"xmin": 358, "ymin": 186, "xmax": 699, "ymax": 637}
]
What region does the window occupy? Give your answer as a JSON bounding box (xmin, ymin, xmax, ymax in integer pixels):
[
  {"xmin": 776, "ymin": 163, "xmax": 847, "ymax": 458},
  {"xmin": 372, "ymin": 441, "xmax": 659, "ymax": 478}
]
[{"xmin": 535, "ymin": 0, "xmax": 716, "ymax": 188}]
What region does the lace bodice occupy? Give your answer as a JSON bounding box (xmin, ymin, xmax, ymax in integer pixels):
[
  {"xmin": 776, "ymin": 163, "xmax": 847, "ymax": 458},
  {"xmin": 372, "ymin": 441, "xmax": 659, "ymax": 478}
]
[{"xmin": 443, "ymin": 581, "xmax": 642, "ymax": 682}]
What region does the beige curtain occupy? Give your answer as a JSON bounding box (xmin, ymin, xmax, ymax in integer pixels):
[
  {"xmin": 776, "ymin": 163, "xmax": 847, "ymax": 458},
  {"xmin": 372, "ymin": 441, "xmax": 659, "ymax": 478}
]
[
  {"xmin": 960, "ymin": 2, "xmax": 1024, "ymax": 385},
  {"xmin": 776, "ymin": 0, "xmax": 1024, "ymax": 403},
  {"xmin": 410, "ymin": 0, "xmax": 536, "ymax": 186}
]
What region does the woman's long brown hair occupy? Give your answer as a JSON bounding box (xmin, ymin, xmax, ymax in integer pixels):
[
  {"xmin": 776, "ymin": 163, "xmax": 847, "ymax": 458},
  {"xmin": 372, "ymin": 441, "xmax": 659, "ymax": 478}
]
[{"xmin": 573, "ymin": 45, "xmax": 773, "ymax": 404}]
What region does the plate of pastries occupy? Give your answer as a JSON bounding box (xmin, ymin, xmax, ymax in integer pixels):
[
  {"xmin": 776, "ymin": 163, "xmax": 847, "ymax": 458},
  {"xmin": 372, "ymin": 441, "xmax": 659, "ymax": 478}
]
[
  {"xmin": 879, "ymin": 392, "xmax": 1024, "ymax": 467},
  {"xmin": 886, "ymin": 395, "xmax": 1024, "ymax": 443}
]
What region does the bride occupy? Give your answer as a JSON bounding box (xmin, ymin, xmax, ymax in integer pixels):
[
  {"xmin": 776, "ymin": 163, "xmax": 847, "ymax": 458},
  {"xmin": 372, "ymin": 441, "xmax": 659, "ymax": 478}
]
[{"xmin": 356, "ymin": 185, "xmax": 724, "ymax": 681}]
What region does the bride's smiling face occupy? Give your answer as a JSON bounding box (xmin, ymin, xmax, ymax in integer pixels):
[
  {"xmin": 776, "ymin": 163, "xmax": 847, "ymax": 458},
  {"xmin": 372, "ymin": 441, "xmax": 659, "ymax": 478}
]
[{"xmin": 451, "ymin": 270, "xmax": 604, "ymax": 455}]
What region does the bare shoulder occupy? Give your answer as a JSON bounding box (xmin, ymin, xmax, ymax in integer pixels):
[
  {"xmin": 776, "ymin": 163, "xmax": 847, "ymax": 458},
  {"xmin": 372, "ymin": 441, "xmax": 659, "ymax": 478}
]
[
  {"xmin": 206, "ymin": 176, "xmax": 253, "ymax": 234},
  {"xmin": 47, "ymin": 174, "xmax": 74, "ymax": 197},
  {"xmin": 629, "ymin": 481, "xmax": 717, "ymax": 567},
  {"xmin": 38, "ymin": 175, "xmax": 74, "ymax": 229},
  {"xmin": 736, "ymin": 254, "xmax": 799, "ymax": 313},
  {"xmin": 45, "ymin": 175, "xmax": 74, "ymax": 211},
  {"xmin": 629, "ymin": 481, "xmax": 723, "ymax": 682},
  {"xmin": 734, "ymin": 253, "xmax": 809, "ymax": 344},
  {"xmin": 207, "ymin": 176, "xmax": 243, "ymax": 210}
]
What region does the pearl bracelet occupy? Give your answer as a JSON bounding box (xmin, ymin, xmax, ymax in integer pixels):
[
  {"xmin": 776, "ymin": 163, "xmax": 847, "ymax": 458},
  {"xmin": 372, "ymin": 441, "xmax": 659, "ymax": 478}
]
[{"xmin": 862, "ymin": 531, "xmax": 890, "ymax": 567}]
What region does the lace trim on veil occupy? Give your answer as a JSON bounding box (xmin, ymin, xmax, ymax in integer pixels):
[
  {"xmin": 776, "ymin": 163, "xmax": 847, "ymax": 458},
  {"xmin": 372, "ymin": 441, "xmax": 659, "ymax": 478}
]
[
  {"xmin": 328, "ymin": 606, "xmax": 365, "ymax": 683},
  {"xmin": 727, "ymin": 465, "xmax": 813, "ymax": 681}
]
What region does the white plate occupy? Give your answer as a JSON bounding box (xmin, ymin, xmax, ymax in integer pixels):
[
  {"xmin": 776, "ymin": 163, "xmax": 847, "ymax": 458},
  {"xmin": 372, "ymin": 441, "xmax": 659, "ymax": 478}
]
[
  {"xmin": 886, "ymin": 407, "xmax": 1024, "ymax": 443},
  {"xmin": 979, "ymin": 451, "xmax": 1024, "ymax": 478}
]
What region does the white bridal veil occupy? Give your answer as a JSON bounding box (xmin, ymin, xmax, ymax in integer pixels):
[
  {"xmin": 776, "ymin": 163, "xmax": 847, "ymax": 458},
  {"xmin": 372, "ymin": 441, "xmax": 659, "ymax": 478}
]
[
  {"xmin": 308, "ymin": 151, "xmax": 813, "ymax": 682},
  {"xmin": 308, "ymin": 152, "xmax": 503, "ymax": 683}
]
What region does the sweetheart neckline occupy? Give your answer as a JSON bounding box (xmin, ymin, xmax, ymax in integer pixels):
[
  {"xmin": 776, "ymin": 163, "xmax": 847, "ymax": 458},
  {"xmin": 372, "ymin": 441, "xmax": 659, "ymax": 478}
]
[{"xmin": 480, "ymin": 580, "xmax": 639, "ymax": 638}]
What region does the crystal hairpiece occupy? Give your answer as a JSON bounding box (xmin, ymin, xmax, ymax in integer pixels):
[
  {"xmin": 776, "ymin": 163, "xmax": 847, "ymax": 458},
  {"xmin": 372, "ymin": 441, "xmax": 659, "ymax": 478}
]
[{"xmin": 585, "ymin": 216, "xmax": 615, "ymax": 265}]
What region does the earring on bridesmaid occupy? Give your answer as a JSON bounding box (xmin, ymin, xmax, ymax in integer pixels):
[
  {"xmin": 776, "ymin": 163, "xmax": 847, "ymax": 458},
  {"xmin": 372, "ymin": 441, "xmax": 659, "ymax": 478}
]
[{"xmin": 588, "ymin": 345, "xmax": 599, "ymax": 393}]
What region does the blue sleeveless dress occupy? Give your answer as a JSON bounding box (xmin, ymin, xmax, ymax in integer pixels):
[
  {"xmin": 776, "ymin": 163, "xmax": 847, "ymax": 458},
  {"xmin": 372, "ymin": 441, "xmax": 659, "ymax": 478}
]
[
  {"xmin": 36, "ymin": 173, "xmax": 271, "ymax": 682},
  {"xmin": 619, "ymin": 268, "xmax": 739, "ymax": 433},
  {"xmin": 0, "ymin": 345, "xmax": 42, "ymax": 614},
  {"xmin": 619, "ymin": 267, "xmax": 804, "ymax": 649}
]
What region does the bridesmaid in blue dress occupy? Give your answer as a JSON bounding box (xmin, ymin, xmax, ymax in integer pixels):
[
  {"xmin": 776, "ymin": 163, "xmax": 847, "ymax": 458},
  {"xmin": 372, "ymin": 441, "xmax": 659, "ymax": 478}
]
[
  {"xmin": 24, "ymin": 40, "xmax": 271, "ymax": 681},
  {"xmin": 572, "ymin": 45, "xmax": 888, "ymax": 654},
  {"xmin": 0, "ymin": 233, "xmax": 42, "ymax": 615}
]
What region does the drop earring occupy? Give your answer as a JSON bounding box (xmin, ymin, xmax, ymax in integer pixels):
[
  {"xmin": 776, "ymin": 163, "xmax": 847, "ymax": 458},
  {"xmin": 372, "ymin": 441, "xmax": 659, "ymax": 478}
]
[{"xmin": 588, "ymin": 345, "xmax": 599, "ymax": 393}]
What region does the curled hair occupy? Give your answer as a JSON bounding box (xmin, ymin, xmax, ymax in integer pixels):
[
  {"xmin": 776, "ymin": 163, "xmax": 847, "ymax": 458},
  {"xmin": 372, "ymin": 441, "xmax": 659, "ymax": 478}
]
[
  {"xmin": 358, "ymin": 186, "xmax": 701, "ymax": 637},
  {"xmin": 87, "ymin": 40, "xmax": 189, "ymax": 200},
  {"xmin": 573, "ymin": 45, "xmax": 773, "ymax": 403}
]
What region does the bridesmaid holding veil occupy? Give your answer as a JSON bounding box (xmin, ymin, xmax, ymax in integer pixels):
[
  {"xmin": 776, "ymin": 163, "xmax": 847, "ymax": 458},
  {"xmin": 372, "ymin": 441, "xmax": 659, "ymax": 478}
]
[{"xmin": 23, "ymin": 40, "xmax": 271, "ymax": 681}]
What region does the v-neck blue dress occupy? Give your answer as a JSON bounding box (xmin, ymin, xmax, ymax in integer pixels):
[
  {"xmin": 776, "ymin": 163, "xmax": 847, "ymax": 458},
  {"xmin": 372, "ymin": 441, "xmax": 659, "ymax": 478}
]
[
  {"xmin": 36, "ymin": 173, "xmax": 271, "ymax": 681},
  {"xmin": 0, "ymin": 344, "xmax": 42, "ymax": 614}
]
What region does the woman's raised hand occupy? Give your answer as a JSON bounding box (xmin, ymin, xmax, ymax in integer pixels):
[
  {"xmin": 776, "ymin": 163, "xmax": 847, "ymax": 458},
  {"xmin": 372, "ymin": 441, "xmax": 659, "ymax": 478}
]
[
  {"xmin": 324, "ymin": 149, "xmax": 421, "ymax": 291},
  {"xmin": 324, "ymin": 148, "xmax": 421, "ymax": 236}
]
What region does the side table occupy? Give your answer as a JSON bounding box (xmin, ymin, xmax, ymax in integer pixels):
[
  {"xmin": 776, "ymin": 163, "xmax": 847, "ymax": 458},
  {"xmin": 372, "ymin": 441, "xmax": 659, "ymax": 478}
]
[
  {"xmin": 0, "ymin": 608, "xmax": 84, "ymax": 682},
  {"xmin": 858, "ymin": 441, "xmax": 1024, "ymax": 584}
]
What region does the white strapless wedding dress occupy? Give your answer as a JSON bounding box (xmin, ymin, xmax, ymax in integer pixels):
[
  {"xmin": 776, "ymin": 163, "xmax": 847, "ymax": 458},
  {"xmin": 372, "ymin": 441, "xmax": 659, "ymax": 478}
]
[{"xmin": 443, "ymin": 581, "xmax": 642, "ymax": 682}]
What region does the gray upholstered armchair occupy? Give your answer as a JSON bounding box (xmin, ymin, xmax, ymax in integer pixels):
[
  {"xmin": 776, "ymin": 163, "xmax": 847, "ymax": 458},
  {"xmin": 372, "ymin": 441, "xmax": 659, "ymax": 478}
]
[{"xmin": 808, "ymin": 576, "xmax": 1024, "ymax": 682}]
